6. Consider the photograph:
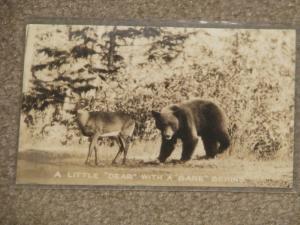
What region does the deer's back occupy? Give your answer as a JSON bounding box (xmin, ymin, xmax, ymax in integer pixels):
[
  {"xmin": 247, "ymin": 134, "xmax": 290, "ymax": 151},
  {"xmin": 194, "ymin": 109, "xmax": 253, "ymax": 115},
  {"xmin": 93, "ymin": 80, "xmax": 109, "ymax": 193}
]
[{"xmin": 87, "ymin": 111, "xmax": 135, "ymax": 137}]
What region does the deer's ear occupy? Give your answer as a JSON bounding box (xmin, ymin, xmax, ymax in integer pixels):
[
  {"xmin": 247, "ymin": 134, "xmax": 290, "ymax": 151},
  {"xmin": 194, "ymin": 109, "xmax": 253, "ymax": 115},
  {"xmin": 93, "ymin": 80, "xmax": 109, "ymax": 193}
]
[{"xmin": 151, "ymin": 111, "xmax": 161, "ymax": 120}]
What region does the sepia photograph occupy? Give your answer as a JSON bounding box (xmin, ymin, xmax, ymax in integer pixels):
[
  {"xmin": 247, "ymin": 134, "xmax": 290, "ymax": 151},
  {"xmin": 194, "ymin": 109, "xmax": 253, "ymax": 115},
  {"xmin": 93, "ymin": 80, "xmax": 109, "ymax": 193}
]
[{"xmin": 16, "ymin": 24, "xmax": 295, "ymax": 188}]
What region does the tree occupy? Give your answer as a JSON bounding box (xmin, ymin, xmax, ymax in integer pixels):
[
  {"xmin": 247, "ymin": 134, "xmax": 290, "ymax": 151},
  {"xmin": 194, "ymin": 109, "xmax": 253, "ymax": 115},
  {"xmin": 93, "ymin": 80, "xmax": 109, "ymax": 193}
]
[{"xmin": 22, "ymin": 25, "xmax": 191, "ymax": 140}]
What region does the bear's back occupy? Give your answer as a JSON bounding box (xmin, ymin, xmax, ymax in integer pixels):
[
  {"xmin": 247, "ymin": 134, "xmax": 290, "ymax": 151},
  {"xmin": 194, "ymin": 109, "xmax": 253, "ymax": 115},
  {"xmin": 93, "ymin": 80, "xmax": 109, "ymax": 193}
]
[{"xmin": 179, "ymin": 99, "xmax": 226, "ymax": 132}]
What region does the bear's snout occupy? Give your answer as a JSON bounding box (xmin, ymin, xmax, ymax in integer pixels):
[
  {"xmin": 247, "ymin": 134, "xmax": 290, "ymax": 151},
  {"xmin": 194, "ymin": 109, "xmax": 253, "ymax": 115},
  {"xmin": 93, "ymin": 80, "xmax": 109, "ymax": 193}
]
[
  {"xmin": 164, "ymin": 134, "xmax": 172, "ymax": 140},
  {"xmin": 163, "ymin": 126, "xmax": 174, "ymax": 140}
]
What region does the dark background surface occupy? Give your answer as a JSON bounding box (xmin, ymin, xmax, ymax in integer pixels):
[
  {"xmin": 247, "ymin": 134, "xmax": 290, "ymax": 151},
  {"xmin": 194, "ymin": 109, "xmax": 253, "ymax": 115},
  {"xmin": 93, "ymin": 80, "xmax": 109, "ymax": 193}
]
[{"xmin": 0, "ymin": 0, "xmax": 299, "ymax": 224}]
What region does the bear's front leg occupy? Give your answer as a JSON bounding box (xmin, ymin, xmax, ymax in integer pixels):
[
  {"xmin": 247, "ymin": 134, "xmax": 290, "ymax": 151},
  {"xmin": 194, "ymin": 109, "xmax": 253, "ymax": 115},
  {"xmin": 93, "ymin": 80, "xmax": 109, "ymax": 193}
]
[
  {"xmin": 181, "ymin": 137, "xmax": 198, "ymax": 161},
  {"xmin": 158, "ymin": 137, "xmax": 177, "ymax": 163}
]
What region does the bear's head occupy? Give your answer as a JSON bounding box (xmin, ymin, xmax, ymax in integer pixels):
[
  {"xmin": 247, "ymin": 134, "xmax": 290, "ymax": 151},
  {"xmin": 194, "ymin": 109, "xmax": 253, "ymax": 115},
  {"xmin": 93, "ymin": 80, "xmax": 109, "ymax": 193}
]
[{"xmin": 152, "ymin": 107, "xmax": 179, "ymax": 140}]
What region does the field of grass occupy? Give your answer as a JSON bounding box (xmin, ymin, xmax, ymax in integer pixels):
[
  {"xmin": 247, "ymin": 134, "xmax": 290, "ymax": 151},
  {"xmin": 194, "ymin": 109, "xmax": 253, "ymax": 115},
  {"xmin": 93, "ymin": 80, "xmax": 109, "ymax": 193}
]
[{"xmin": 16, "ymin": 140, "xmax": 293, "ymax": 188}]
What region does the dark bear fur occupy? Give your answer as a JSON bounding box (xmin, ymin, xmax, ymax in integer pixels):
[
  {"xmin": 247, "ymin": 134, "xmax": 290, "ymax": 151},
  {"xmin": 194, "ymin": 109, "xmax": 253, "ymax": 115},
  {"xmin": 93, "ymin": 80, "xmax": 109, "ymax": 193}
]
[{"xmin": 152, "ymin": 99, "xmax": 230, "ymax": 162}]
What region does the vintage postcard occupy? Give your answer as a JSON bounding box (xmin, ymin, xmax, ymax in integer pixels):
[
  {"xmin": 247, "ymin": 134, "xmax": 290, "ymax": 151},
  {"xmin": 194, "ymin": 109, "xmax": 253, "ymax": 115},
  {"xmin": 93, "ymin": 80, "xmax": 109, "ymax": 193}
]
[{"xmin": 17, "ymin": 23, "xmax": 295, "ymax": 188}]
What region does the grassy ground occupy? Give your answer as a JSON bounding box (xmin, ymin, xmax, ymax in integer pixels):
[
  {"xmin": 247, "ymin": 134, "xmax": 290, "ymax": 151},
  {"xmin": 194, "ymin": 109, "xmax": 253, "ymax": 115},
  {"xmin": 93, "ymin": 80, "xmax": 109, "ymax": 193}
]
[{"xmin": 16, "ymin": 142, "xmax": 293, "ymax": 188}]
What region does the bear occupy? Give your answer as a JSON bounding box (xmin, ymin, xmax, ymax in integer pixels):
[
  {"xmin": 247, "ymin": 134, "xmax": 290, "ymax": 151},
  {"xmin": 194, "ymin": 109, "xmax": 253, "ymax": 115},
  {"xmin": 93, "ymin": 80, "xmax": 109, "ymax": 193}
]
[{"xmin": 152, "ymin": 99, "xmax": 230, "ymax": 163}]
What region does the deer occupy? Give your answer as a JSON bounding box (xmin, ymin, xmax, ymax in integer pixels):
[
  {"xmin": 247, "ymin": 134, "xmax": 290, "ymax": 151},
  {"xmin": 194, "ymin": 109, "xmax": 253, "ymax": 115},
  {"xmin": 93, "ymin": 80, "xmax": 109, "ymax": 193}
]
[{"xmin": 75, "ymin": 99, "xmax": 135, "ymax": 165}]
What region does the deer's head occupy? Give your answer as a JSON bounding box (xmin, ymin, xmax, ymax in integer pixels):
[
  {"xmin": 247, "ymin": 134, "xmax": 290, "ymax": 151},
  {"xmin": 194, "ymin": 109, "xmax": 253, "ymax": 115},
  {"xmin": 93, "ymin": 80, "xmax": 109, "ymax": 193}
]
[{"xmin": 75, "ymin": 98, "xmax": 90, "ymax": 126}]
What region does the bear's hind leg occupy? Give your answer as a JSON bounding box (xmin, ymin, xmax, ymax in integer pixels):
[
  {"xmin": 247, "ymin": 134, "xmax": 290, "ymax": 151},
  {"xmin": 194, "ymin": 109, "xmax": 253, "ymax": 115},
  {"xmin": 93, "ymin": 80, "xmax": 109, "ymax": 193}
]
[
  {"xmin": 181, "ymin": 137, "xmax": 198, "ymax": 161},
  {"xmin": 202, "ymin": 136, "xmax": 218, "ymax": 159},
  {"xmin": 218, "ymin": 130, "xmax": 230, "ymax": 154}
]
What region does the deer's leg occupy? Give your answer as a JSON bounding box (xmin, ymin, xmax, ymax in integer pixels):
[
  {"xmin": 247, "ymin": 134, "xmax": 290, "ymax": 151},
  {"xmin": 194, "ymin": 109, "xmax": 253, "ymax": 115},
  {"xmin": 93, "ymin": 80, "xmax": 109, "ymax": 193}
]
[
  {"xmin": 94, "ymin": 144, "xmax": 98, "ymax": 166},
  {"xmin": 86, "ymin": 133, "xmax": 100, "ymax": 165},
  {"xmin": 85, "ymin": 137, "xmax": 94, "ymax": 165},
  {"xmin": 112, "ymin": 136, "xmax": 124, "ymax": 164},
  {"xmin": 93, "ymin": 134, "xmax": 103, "ymax": 166},
  {"xmin": 112, "ymin": 149, "xmax": 123, "ymax": 164},
  {"xmin": 120, "ymin": 136, "xmax": 130, "ymax": 165}
]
